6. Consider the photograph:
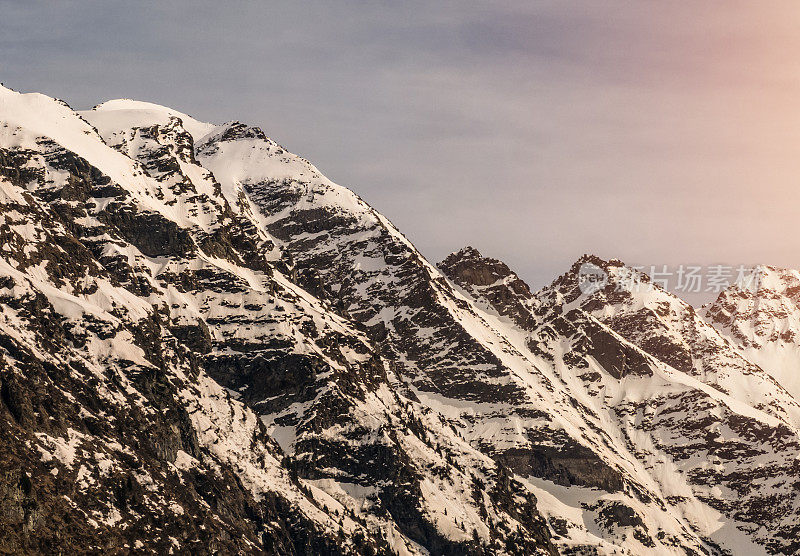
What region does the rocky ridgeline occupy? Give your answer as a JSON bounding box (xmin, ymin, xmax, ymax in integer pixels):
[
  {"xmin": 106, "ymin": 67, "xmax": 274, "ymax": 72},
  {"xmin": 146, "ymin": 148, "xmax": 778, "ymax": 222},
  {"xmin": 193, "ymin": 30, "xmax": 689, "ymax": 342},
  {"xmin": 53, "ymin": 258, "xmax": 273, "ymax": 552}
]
[
  {"xmin": 439, "ymin": 249, "xmax": 800, "ymax": 554},
  {"xmin": 702, "ymin": 266, "xmax": 800, "ymax": 402},
  {"xmin": 0, "ymin": 87, "xmax": 557, "ymax": 555},
  {"xmin": 0, "ymin": 84, "xmax": 799, "ymax": 554},
  {"xmin": 194, "ymin": 119, "xmax": 743, "ymax": 553}
]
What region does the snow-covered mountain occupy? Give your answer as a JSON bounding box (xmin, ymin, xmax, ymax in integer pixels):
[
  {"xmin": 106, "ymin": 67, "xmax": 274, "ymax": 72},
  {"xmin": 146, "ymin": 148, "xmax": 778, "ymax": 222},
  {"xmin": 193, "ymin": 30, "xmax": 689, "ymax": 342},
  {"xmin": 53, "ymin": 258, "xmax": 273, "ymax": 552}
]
[
  {"xmin": 702, "ymin": 266, "xmax": 800, "ymax": 401},
  {"xmin": 439, "ymin": 249, "xmax": 800, "ymax": 554},
  {"xmin": 1, "ymin": 83, "xmax": 799, "ymax": 554}
]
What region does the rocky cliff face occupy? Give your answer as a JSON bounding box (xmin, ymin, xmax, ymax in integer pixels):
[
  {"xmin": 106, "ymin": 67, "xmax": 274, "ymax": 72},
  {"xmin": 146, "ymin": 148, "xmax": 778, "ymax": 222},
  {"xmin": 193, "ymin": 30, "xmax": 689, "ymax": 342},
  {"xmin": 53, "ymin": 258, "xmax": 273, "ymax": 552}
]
[
  {"xmin": 1, "ymin": 83, "xmax": 799, "ymax": 554},
  {"xmin": 702, "ymin": 266, "xmax": 800, "ymax": 401},
  {"xmin": 439, "ymin": 247, "xmax": 537, "ymax": 331},
  {"xmin": 0, "ymin": 87, "xmax": 385, "ymax": 555},
  {"xmin": 439, "ymin": 248, "xmax": 800, "ymax": 554}
]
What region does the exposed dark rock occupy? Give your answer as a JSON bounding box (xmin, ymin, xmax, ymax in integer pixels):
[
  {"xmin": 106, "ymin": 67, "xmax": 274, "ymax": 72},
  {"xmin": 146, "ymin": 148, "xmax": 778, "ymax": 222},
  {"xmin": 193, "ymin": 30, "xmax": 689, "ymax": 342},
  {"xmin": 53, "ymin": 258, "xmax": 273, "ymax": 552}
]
[
  {"xmin": 170, "ymin": 320, "xmax": 213, "ymax": 354},
  {"xmin": 99, "ymin": 204, "xmax": 196, "ymax": 258},
  {"xmin": 439, "ymin": 246, "xmax": 536, "ymax": 330},
  {"xmin": 499, "ymin": 442, "xmax": 624, "ymax": 493}
]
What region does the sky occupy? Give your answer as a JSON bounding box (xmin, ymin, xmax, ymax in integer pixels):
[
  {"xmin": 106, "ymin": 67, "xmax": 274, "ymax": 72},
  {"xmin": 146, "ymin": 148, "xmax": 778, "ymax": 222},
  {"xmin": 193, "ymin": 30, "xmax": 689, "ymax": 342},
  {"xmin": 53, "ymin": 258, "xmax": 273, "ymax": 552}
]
[{"xmin": 3, "ymin": 1, "xmax": 800, "ymax": 300}]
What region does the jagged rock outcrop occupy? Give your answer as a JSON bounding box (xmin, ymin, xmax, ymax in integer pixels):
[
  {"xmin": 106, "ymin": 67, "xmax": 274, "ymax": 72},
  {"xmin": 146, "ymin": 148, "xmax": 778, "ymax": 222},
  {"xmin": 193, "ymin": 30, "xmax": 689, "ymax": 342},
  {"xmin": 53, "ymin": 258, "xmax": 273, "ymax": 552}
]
[{"xmin": 439, "ymin": 247, "xmax": 537, "ymax": 330}]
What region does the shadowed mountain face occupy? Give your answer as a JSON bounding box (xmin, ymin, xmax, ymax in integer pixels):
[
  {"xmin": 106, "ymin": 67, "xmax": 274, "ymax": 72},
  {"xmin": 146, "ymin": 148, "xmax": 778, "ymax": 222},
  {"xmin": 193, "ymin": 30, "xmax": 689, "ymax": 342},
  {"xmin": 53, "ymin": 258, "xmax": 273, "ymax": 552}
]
[
  {"xmin": 0, "ymin": 84, "xmax": 798, "ymax": 554},
  {"xmin": 439, "ymin": 247, "xmax": 537, "ymax": 331}
]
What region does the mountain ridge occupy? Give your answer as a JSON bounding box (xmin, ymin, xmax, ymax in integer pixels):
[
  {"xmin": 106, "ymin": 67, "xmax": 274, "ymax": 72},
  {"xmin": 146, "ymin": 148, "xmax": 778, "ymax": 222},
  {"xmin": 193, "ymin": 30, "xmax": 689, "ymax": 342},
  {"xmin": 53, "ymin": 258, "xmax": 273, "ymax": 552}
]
[{"xmin": 0, "ymin": 83, "xmax": 798, "ymax": 554}]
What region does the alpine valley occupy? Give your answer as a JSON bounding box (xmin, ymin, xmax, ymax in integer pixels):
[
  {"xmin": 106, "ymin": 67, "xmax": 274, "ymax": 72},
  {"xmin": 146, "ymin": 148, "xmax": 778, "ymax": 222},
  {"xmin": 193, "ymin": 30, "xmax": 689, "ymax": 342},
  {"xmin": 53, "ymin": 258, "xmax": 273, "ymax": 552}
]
[{"xmin": 1, "ymin": 83, "xmax": 799, "ymax": 555}]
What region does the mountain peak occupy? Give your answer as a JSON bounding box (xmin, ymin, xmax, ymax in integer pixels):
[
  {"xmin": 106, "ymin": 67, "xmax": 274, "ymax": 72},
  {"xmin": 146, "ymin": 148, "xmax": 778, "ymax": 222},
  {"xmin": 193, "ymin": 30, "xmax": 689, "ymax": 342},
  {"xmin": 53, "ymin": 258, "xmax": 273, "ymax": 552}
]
[
  {"xmin": 704, "ymin": 265, "xmax": 800, "ymax": 332},
  {"xmin": 86, "ymin": 98, "xmax": 217, "ymax": 142},
  {"xmin": 542, "ymin": 255, "xmax": 652, "ymax": 308},
  {"xmin": 568, "ymin": 253, "xmax": 627, "ymax": 274},
  {"xmin": 440, "ymin": 245, "xmax": 482, "ymax": 265},
  {"xmin": 703, "ymin": 264, "xmax": 800, "ymax": 400},
  {"xmin": 93, "ymin": 98, "xmax": 174, "ymax": 112},
  {"xmin": 746, "ymin": 264, "xmax": 799, "ymax": 293},
  {"xmin": 439, "ymin": 246, "xmax": 526, "ymax": 289},
  {"xmin": 439, "ymin": 246, "xmax": 535, "ymax": 328}
]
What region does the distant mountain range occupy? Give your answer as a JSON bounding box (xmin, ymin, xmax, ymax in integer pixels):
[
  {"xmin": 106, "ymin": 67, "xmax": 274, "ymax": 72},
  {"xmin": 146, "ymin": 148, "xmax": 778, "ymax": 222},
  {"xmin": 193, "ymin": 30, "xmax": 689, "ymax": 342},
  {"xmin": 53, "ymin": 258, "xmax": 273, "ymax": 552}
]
[{"xmin": 0, "ymin": 84, "xmax": 798, "ymax": 554}]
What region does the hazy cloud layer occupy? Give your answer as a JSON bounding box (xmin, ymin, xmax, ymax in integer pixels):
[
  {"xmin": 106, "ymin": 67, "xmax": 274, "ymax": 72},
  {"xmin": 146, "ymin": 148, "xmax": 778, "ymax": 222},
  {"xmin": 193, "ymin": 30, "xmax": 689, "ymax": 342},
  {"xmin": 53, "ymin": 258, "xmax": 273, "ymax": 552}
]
[{"xmin": 4, "ymin": 1, "xmax": 800, "ymax": 297}]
